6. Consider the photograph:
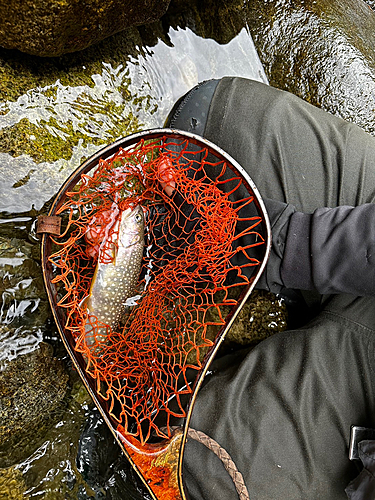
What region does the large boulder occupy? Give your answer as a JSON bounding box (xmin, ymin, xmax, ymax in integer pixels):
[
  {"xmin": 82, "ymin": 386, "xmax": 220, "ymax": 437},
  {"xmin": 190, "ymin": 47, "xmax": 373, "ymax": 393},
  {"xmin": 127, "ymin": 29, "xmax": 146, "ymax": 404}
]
[
  {"xmin": 0, "ymin": 0, "xmax": 171, "ymax": 57},
  {"xmin": 245, "ymin": 0, "xmax": 375, "ymax": 136},
  {"xmin": 0, "ymin": 342, "xmax": 69, "ymax": 468}
]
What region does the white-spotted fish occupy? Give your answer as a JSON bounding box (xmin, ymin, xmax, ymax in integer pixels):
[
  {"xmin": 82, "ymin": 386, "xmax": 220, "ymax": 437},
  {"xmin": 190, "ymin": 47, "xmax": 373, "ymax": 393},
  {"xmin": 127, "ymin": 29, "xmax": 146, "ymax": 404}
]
[{"xmin": 83, "ymin": 205, "xmax": 145, "ymax": 347}]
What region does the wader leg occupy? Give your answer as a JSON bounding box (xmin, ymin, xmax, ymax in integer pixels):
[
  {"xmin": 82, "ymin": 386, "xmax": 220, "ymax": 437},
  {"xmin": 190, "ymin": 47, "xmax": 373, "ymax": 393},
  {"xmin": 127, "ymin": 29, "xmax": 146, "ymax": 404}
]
[
  {"xmin": 168, "ymin": 77, "xmax": 375, "ymax": 212},
  {"xmin": 166, "ymin": 78, "xmax": 375, "ymax": 499}
]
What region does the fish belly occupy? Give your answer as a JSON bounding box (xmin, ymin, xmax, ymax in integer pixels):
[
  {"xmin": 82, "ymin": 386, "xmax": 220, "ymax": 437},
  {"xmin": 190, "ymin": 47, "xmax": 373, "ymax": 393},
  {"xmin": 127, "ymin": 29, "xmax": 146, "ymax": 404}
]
[{"xmin": 85, "ymin": 241, "xmax": 143, "ymax": 346}]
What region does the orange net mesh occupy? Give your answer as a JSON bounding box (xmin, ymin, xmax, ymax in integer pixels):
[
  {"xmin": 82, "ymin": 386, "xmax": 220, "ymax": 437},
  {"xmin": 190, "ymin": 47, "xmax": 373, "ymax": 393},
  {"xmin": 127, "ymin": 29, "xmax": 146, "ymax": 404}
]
[{"xmin": 47, "ymin": 135, "xmax": 266, "ymax": 446}]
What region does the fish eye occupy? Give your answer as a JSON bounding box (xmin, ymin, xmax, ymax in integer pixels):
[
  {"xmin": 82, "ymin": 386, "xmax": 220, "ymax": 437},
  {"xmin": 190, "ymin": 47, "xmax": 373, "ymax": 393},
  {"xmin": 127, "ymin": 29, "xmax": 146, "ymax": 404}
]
[{"xmin": 135, "ymin": 213, "xmax": 143, "ymax": 223}]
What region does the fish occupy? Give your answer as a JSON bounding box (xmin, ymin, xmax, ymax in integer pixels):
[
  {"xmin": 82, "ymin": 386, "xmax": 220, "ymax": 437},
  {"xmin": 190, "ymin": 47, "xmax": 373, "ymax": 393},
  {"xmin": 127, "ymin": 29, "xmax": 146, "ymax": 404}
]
[{"xmin": 83, "ymin": 204, "xmax": 145, "ymax": 347}]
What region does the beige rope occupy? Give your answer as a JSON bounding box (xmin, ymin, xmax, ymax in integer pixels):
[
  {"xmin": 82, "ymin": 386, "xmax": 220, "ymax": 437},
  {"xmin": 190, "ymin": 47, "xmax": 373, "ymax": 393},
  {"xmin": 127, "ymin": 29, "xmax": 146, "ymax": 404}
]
[{"xmin": 187, "ymin": 427, "xmax": 250, "ymax": 500}]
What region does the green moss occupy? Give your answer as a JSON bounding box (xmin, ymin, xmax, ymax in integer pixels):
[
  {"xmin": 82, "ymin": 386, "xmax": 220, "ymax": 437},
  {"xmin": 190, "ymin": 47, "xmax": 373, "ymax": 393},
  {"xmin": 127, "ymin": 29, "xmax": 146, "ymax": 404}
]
[
  {"xmin": 225, "ymin": 290, "xmax": 288, "ymax": 346},
  {"xmin": 0, "ymin": 110, "xmax": 139, "ymax": 163},
  {"xmin": 0, "ymin": 25, "xmax": 145, "ymax": 103},
  {"xmin": 0, "ymin": 57, "xmax": 151, "ymax": 163},
  {"xmin": 0, "ymin": 467, "xmax": 28, "ymax": 500}
]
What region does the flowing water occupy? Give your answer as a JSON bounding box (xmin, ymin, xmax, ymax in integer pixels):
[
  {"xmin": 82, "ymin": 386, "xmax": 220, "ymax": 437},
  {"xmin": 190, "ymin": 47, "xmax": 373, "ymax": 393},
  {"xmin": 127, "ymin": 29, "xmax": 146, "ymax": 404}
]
[{"xmin": 0, "ymin": 6, "xmax": 268, "ymax": 498}]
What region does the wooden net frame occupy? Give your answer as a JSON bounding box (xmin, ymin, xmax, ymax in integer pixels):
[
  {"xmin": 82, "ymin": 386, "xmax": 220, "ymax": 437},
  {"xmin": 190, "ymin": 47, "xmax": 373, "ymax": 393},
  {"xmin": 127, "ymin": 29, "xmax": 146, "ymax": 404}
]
[{"xmin": 40, "ymin": 129, "xmax": 271, "ymax": 499}]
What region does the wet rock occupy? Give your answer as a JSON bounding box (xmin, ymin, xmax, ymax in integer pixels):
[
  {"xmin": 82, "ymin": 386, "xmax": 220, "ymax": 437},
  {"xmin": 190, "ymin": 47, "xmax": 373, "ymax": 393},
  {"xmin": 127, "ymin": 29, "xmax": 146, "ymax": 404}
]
[
  {"xmin": 164, "ymin": 0, "xmax": 246, "ymax": 45},
  {"xmin": 0, "ymin": 342, "xmax": 69, "ymax": 468},
  {"xmin": 245, "ymin": 0, "xmax": 375, "ymax": 135},
  {"xmin": 0, "ymin": 236, "xmax": 49, "ymax": 369},
  {"xmin": 0, "ymin": 0, "xmax": 171, "ymax": 57},
  {"xmin": 76, "ymin": 409, "xmax": 146, "ymax": 500},
  {"xmin": 225, "ymin": 290, "xmax": 288, "ymax": 346},
  {"xmin": 12, "ymin": 373, "xmax": 96, "ymax": 499},
  {"xmin": 0, "ymin": 38, "xmax": 146, "ymax": 187},
  {"xmin": 192, "ymin": 290, "xmax": 287, "ymax": 365}
]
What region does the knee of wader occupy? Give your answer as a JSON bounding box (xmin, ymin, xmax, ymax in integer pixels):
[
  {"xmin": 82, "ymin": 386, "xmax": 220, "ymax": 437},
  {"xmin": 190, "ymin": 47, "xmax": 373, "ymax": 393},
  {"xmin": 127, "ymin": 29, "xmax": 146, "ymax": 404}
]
[{"xmin": 165, "ymin": 79, "xmax": 220, "ymax": 136}]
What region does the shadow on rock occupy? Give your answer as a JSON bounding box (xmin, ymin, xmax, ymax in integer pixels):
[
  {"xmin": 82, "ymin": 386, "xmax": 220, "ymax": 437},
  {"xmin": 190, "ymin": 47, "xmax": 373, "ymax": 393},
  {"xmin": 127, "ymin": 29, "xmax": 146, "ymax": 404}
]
[{"xmin": 0, "ymin": 0, "xmax": 172, "ymax": 57}]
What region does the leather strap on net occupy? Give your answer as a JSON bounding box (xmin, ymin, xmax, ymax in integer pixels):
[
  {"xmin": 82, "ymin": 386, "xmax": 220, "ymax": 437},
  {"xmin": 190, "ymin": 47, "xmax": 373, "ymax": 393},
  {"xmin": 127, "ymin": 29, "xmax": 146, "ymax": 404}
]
[{"xmin": 36, "ymin": 216, "xmax": 61, "ymax": 236}]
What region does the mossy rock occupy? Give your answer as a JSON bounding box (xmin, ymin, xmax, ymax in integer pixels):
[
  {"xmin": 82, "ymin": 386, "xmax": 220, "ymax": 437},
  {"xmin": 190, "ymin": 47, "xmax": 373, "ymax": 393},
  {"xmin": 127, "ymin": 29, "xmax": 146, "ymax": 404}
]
[
  {"xmin": 0, "ymin": 467, "xmax": 28, "ymax": 500},
  {"xmin": 193, "ymin": 290, "xmax": 288, "ymax": 364},
  {"xmin": 0, "ymin": 0, "xmax": 171, "ymax": 57},
  {"xmin": 225, "ymin": 290, "xmax": 288, "ymax": 346}
]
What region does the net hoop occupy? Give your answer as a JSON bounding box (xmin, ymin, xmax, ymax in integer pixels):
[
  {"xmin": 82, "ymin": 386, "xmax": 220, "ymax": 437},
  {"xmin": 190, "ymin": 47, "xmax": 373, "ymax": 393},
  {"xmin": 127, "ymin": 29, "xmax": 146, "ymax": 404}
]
[{"xmin": 40, "ymin": 128, "xmax": 271, "ymax": 500}]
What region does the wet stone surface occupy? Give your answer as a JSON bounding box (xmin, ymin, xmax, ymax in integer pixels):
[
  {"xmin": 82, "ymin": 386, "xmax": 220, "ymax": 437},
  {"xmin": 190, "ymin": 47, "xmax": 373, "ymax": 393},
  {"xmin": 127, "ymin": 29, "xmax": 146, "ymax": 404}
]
[
  {"xmin": 245, "ymin": 0, "xmax": 375, "ymax": 136},
  {"xmin": 0, "ymin": 466, "xmax": 28, "ymax": 500},
  {"xmin": 0, "ymin": 0, "xmax": 172, "ymax": 57},
  {"xmin": 76, "ymin": 409, "xmax": 146, "ymax": 500},
  {"xmin": 0, "ymin": 342, "xmax": 69, "ymax": 468},
  {"xmin": 225, "ymin": 290, "xmax": 288, "ymax": 346},
  {"xmin": 0, "ymin": 236, "xmax": 48, "ymax": 369}
]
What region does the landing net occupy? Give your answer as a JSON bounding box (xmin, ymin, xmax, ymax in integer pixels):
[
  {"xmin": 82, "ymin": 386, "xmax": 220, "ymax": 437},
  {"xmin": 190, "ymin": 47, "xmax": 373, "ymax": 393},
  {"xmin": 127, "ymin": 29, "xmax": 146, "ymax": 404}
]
[{"xmin": 47, "ymin": 134, "xmax": 267, "ymax": 446}]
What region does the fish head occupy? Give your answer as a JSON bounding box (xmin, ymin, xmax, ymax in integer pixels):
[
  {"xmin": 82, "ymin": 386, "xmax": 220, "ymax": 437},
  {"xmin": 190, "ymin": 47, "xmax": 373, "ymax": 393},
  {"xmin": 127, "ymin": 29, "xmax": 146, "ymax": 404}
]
[{"xmin": 118, "ymin": 205, "xmax": 145, "ymax": 248}]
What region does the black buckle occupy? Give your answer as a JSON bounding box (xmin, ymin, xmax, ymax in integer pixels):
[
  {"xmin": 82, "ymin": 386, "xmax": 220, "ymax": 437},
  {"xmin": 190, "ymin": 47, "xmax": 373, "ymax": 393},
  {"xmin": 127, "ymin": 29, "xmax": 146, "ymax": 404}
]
[{"xmin": 349, "ymin": 425, "xmax": 375, "ymax": 460}]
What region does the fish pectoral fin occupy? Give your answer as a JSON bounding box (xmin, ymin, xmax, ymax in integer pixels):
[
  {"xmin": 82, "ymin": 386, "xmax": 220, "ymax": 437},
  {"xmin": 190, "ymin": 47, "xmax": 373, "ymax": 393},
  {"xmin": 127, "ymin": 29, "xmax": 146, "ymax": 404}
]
[
  {"xmin": 79, "ymin": 295, "xmax": 90, "ymax": 311},
  {"xmin": 123, "ymin": 294, "xmax": 142, "ymax": 307},
  {"xmin": 110, "ymin": 242, "xmax": 118, "ymax": 263}
]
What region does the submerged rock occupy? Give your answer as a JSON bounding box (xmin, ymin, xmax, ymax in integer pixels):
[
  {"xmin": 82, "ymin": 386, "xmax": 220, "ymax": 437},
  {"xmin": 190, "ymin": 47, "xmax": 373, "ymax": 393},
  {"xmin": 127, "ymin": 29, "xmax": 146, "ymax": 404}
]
[
  {"xmin": 0, "ymin": 342, "xmax": 69, "ymax": 468},
  {"xmin": 245, "ymin": 0, "xmax": 375, "ymax": 135},
  {"xmin": 0, "ymin": 236, "xmax": 48, "ymax": 369},
  {"xmin": 0, "ymin": 0, "xmax": 171, "ymax": 57},
  {"xmin": 76, "ymin": 409, "xmax": 145, "ymax": 500},
  {"xmin": 226, "ymin": 290, "xmax": 288, "ymax": 346}
]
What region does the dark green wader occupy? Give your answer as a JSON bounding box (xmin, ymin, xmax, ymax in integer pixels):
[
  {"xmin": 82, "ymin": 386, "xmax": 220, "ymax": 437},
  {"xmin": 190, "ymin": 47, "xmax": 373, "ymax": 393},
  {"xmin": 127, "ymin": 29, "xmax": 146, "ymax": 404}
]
[{"xmin": 168, "ymin": 77, "xmax": 375, "ymax": 500}]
